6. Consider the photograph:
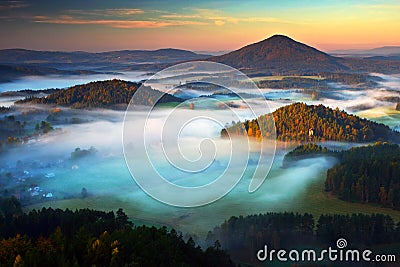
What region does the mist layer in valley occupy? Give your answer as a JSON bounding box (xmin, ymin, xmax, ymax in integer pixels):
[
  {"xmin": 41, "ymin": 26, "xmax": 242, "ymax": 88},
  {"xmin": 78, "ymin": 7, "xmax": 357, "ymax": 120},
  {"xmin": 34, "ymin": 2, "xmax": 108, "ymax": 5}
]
[
  {"xmin": 0, "ymin": 70, "xmax": 399, "ymax": 237},
  {"xmin": 0, "ymin": 106, "xmax": 340, "ymax": 235},
  {"xmin": 0, "ymin": 71, "xmax": 150, "ymax": 93}
]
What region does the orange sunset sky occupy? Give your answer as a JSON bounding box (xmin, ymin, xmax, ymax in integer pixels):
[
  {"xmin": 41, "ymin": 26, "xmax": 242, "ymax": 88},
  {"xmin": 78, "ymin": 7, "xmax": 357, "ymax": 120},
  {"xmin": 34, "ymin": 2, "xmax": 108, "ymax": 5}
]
[{"xmin": 0, "ymin": 0, "xmax": 399, "ymax": 52}]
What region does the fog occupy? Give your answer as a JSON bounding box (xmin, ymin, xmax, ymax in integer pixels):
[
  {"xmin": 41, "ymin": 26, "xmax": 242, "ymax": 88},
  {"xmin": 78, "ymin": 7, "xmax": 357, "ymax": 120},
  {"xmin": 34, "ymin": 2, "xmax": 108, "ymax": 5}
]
[
  {"xmin": 372, "ymin": 73, "xmax": 400, "ymax": 91},
  {"xmin": 0, "ymin": 96, "xmax": 22, "ymax": 107},
  {"xmin": 1, "ymin": 103, "xmax": 341, "ymax": 234},
  {"xmin": 0, "ymin": 71, "xmax": 149, "ymax": 92},
  {"xmin": 0, "ymin": 70, "xmax": 399, "ymax": 236},
  {"xmin": 255, "ymin": 74, "xmax": 400, "ymax": 130}
]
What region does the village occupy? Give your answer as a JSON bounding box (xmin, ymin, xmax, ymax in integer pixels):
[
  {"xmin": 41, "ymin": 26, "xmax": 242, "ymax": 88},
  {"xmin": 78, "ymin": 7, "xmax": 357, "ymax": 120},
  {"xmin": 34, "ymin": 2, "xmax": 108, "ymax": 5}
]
[{"xmin": 0, "ymin": 146, "xmax": 96, "ymax": 205}]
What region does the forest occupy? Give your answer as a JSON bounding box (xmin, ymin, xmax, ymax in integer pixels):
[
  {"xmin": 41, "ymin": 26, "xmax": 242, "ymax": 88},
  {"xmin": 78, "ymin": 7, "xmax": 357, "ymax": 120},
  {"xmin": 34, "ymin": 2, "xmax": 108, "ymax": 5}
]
[
  {"xmin": 222, "ymin": 103, "xmax": 400, "ymax": 142},
  {"xmin": 0, "ymin": 89, "xmax": 60, "ymax": 97},
  {"xmin": 256, "ymin": 77, "xmax": 329, "ymax": 90},
  {"xmin": 206, "ymin": 212, "xmax": 400, "ymax": 264},
  {"xmin": 0, "ymin": 107, "xmax": 10, "ymax": 113},
  {"xmin": 282, "ymin": 143, "xmax": 338, "ymax": 167},
  {"xmin": 0, "ymin": 197, "xmax": 233, "ymax": 267},
  {"xmin": 2, "ymin": 196, "xmax": 399, "ymax": 266},
  {"xmin": 16, "ymin": 79, "xmax": 182, "ymax": 109},
  {"xmin": 320, "ymin": 72, "xmax": 377, "ymax": 85},
  {"xmin": 0, "ymin": 113, "xmax": 54, "ymax": 153},
  {"xmin": 325, "ymin": 143, "xmax": 400, "ymax": 209},
  {"xmin": 282, "ymin": 142, "xmax": 400, "ymax": 209},
  {"xmin": 256, "ymin": 73, "xmax": 375, "ymax": 90}
]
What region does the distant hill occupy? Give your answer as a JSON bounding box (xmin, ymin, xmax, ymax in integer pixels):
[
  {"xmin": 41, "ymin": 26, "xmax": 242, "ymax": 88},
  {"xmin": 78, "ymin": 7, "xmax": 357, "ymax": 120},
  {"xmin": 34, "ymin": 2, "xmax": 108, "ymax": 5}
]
[
  {"xmin": 195, "ymin": 50, "xmax": 231, "ymax": 56},
  {"xmin": 0, "ymin": 64, "xmax": 98, "ymax": 83},
  {"xmin": 209, "ymin": 35, "xmax": 349, "ymax": 75},
  {"xmin": 209, "ymin": 35, "xmax": 400, "ymax": 75},
  {"xmin": 16, "ymin": 79, "xmax": 182, "ymax": 109},
  {"xmin": 364, "ymin": 55, "xmax": 400, "ymax": 61},
  {"xmin": 367, "ymin": 46, "xmax": 400, "ymax": 55},
  {"xmin": 330, "ymin": 46, "xmax": 400, "ymax": 57},
  {"xmin": 222, "ymin": 102, "xmax": 400, "ymax": 142},
  {"xmin": 3, "ymin": 36, "xmax": 400, "ymax": 78},
  {"xmin": 0, "ymin": 48, "xmax": 210, "ymax": 65}
]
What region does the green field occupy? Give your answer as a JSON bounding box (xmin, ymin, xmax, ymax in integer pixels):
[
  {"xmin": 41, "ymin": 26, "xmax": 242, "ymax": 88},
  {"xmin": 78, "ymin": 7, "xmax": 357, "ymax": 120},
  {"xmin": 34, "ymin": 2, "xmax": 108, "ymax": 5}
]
[
  {"xmin": 357, "ymin": 106, "xmax": 400, "ymax": 128},
  {"xmin": 24, "ymin": 170, "xmax": 400, "ymax": 237},
  {"xmin": 295, "ymin": 173, "xmax": 400, "ymax": 222},
  {"xmin": 154, "ymin": 101, "xmax": 182, "ymax": 108}
]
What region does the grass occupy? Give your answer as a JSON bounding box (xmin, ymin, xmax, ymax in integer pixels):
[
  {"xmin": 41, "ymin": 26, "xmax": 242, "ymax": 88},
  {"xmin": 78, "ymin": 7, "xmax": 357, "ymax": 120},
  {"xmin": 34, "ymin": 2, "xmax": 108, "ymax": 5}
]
[
  {"xmin": 154, "ymin": 101, "xmax": 182, "ymax": 108},
  {"xmin": 292, "ymin": 173, "xmax": 400, "ymax": 222},
  {"xmin": 356, "ymin": 106, "xmax": 400, "ymax": 128},
  {"xmin": 357, "ymin": 106, "xmax": 400, "ymax": 118}
]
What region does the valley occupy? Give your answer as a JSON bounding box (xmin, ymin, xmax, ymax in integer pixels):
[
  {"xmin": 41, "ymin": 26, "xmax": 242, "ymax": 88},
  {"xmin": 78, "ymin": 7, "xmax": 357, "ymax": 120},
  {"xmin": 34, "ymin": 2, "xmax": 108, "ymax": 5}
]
[{"xmin": 0, "ymin": 34, "xmax": 399, "ymax": 266}]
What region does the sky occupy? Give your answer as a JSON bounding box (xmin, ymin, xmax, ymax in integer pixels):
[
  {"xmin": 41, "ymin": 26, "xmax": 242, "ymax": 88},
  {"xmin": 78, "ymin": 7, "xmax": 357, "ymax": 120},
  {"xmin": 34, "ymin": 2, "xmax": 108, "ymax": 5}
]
[{"xmin": 0, "ymin": 0, "xmax": 399, "ymax": 52}]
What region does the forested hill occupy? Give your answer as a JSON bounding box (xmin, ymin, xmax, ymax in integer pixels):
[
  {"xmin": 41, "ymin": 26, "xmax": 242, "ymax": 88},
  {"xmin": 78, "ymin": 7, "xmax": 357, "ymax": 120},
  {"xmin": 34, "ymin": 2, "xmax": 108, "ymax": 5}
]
[
  {"xmin": 222, "ymin": 103, "xmax": 400, "ymax": 142},
  {"xmin": 325, "ymin": 143, "xmax": 400, "ymax": 209},
  {"xmin": 16, "ymin": 79, "xmax": 182, "ymax": 109},
  {"xmin": 209, "ymin": 35, "xmax": 400, "ymax": 75},
  {"xmin": 210, "ymin": 35, "xmax": 346, "ymax": 75},
  {"xmin": 0, "ymin": 48, "xmax": 211, "ymax": 65},
  {"xmin": 0, "ymin": 64, "xmax": 98, "ymax": 83}
]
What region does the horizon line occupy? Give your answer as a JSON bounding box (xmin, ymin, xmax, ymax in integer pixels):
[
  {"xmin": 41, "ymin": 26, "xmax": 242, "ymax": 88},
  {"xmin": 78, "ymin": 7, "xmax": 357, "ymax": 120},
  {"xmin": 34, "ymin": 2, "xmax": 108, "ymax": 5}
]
[{"xmin": 2, "ymin": 44, "xmax": 400, "ymax": 54}]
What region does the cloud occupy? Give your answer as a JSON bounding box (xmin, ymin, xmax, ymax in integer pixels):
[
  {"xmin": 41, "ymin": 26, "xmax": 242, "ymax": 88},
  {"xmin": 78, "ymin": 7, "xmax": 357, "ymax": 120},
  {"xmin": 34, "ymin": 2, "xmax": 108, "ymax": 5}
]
[
  {"xmin": 241, "ymin": 17, "xmax": 292, "ymax": 23},
  {"xmin": 160, "ymin": 14, "xmax": 201, "ymax": 19},
  {"xmin": 214, "ymin": 20, "xmax": 225, "ymax": 26},
  {"xmin": 33, "ymin": 16, "xmax": 207, "ymax": 29},
  {"xmin": 0, "ymin": 0, "xmax": 29, "ymax": 10},
  {"xmin": 206, "ymin": 15, "xmax": 293, "ymax": 26},
  {"xmin": 163, "ymin": 8, "xmax": 295, "ymax": 27},
  {"xmin": 29, "ymin": 7, "xmax": 295, "ymax": 29},
  {"xmin": 67, "ymin": 8, "xmax": 145, "ymax": 17}
]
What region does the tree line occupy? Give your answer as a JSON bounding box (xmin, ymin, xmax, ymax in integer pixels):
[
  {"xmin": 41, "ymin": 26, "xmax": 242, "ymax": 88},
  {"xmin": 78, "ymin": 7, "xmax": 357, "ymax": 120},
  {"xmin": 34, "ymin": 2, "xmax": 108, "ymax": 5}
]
[
  {"xmin": 0, "ymin": 197, "xmax": 233, "ymax": 267},
  {"xmin": 0, "ymin": 113, "xmax": 54, "ymax": 153},
  {"xmin": 206, "ymin": 212, "xmax": 400, "ymax": 264},
  {"xmin": 256, "ymin": 77, "xmax": 329, "ymax": 90},
  {"xmin": 282, "ymin": 143, "xmax": 337, "ymax": 167},
  {"xmin": 16, "ymin": 79, "xmax": 182, "ymax": 110},
  {"xmin": 283, "ymin": 142, "xmax": 400, "ymax": 210},
  {"xmin": 325, "ymin": 142, "xmax": 400, "ymax": 209}
]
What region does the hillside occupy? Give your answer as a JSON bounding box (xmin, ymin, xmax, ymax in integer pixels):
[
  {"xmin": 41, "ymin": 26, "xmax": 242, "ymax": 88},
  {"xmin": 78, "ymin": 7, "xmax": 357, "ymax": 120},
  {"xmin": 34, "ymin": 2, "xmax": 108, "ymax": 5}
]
[
  {"xmin": 325, "ymin": 143, "xmax": 400, "ymax": 209},
  {"xmin": 0, "ymin": 64, "xmax": 97, "ymax": 83},
  {"xmin": 16, "ymin": 79, "xmax": 182, "ymax": 109},
  {"xmin": 210, "ymin": 35, "xmax": 348, "ymax": 75},
  {"xmin": 222, "ymin": 103, "xmax": 400, "ymax": 142},
  {"xmin": 209, "ymin": 35, "xmax": 400, "ymax": 75}
]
